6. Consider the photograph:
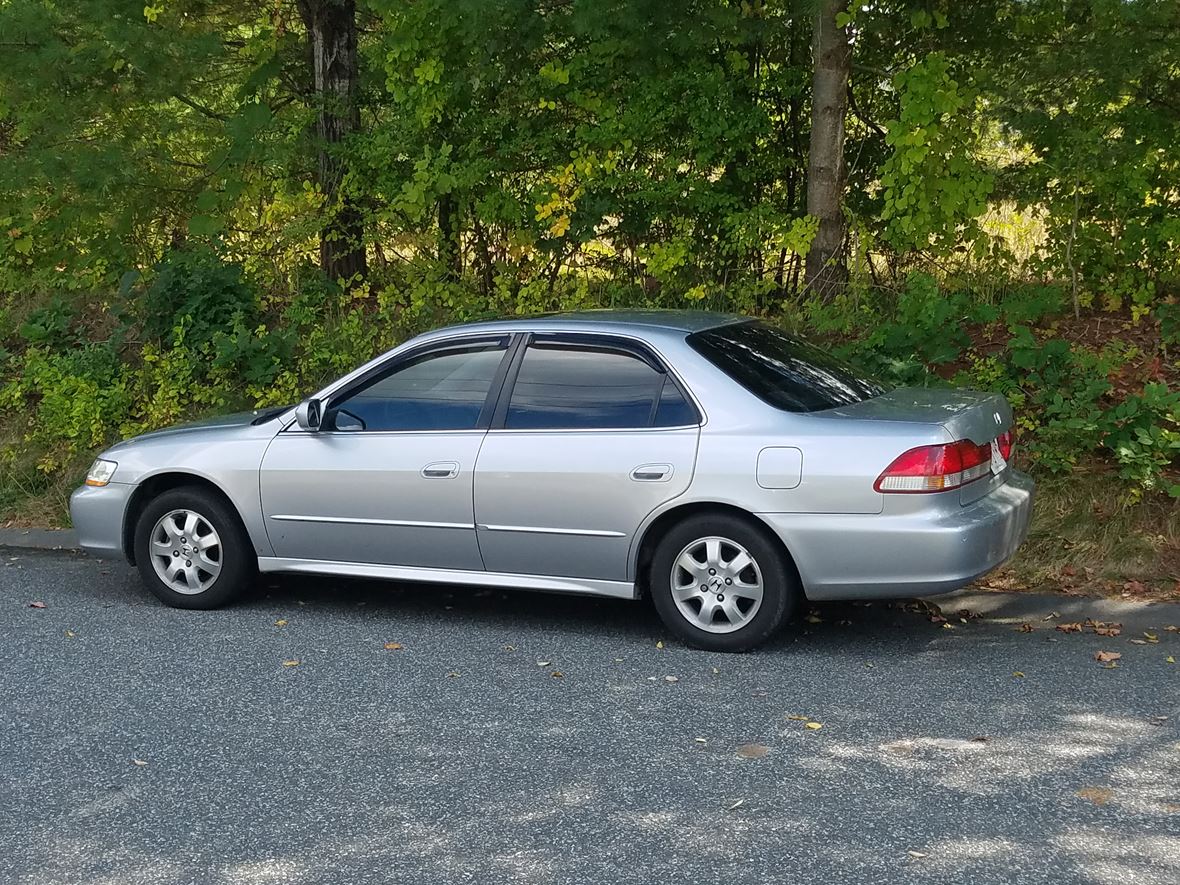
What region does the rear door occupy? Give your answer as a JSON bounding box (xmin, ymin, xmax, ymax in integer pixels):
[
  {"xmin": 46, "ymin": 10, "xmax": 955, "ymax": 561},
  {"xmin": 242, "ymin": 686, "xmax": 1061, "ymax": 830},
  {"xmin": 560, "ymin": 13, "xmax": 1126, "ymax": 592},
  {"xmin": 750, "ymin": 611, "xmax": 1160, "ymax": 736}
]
[{"xmin": 473, "ymin": 334, "xmax": 700, "ymax": 582}]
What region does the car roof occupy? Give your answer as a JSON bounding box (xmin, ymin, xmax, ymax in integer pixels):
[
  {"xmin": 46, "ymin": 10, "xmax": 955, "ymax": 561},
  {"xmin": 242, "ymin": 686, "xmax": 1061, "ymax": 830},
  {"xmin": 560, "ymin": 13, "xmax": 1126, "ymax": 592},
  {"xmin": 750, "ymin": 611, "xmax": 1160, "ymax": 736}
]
[{"xmin": 442, "ymin": 309, "xmax": 748, "ymax": 336}]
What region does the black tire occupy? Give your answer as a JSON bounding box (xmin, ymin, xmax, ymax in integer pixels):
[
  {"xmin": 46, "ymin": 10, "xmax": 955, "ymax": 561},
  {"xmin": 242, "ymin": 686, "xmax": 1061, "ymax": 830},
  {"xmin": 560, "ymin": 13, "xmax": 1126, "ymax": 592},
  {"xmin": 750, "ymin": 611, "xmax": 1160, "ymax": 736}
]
[
  {"xmin": 649, "ymin": 512, "xmax": 798, "ymax": 652},
  {"xmin": 133, "ymin": 486, "xmax": 255, "ymax": 609}
]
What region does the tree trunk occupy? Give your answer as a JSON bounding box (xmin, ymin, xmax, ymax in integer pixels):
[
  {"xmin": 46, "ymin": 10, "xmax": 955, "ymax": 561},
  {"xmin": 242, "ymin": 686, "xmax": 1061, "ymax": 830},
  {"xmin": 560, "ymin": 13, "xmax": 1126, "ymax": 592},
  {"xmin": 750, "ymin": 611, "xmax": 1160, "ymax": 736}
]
[
  {"xmin": 438, "ymin": 192, "xmax": 461, "ymax": 283},
  {"xmin": 297, "ymin": 0, "xmax": 367, "ymax": 286},
  {"xmin": 804, "ymin": 0, "xmax": 851, "ymax": 299}
]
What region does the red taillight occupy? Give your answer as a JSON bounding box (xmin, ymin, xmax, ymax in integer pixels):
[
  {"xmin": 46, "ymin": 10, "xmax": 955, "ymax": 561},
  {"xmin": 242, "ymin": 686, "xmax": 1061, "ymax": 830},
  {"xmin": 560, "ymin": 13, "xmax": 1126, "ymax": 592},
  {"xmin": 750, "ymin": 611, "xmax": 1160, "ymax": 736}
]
[
  {"xmin": 997, "ymin": 429, "xmax": 1014, "ymax": 460},
  {"xmin": 874, "ymin": 439, "xmax": 992, "ymax": 493}
]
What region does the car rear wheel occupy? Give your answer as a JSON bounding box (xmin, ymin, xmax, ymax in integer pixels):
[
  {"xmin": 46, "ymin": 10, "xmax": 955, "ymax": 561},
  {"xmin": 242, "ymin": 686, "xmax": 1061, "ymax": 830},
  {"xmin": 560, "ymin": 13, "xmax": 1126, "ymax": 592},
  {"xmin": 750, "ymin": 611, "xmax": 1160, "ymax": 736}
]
[
  {"xmin": 133, "ymin": 487, "xmax": 254, "ymax": 609},
  {"xmin": 649, "ymin": 513, "xmax": 797, "ymax": 652}
]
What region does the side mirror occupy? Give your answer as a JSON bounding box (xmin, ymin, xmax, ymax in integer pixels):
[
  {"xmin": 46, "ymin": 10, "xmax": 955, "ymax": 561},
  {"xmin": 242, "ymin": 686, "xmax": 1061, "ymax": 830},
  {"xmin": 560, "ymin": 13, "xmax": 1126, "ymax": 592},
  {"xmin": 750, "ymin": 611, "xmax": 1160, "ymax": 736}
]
[{"xmin": 295, "ymin": 398, "xmax": 323, "ymax": 432}]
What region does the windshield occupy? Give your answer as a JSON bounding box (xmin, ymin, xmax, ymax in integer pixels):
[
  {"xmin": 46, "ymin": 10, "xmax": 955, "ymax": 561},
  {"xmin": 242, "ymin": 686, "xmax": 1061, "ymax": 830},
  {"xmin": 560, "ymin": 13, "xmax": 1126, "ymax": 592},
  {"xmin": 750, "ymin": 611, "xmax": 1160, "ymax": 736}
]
[{"xmin": 687, "ymin": 321, "xmax": 888, "ymax": 413}]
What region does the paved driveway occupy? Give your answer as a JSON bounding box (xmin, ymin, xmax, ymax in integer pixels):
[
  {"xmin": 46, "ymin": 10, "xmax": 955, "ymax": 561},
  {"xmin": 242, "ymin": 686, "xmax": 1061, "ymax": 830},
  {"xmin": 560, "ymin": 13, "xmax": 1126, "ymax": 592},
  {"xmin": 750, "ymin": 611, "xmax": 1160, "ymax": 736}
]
[{"xmin": 2, "ymin": 551, "xmax": 1178, "ymax": 885}]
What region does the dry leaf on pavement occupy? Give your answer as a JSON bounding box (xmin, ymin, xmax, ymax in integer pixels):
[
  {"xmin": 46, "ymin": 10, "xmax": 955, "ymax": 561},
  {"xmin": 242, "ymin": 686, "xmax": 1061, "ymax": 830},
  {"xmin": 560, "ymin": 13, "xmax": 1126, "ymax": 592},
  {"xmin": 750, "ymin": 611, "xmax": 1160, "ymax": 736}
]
[
  {"xmin": 282, "ymin": 659, "xmax": 300, "ymax": 667},
  {"xmin": 736, "ymin": 743, "xmax": 770, "ymax": 759},
  {"xmin": 28, "ymin": 601, "xmax": 46, "ymax": 609},
  {"xmin": 1094, "ymin": 651, "xmax": 1122, "ymax": 663},
  {"xmin": 383, "ymin": 642, "xmax": 404, "ymax": 650},
  {"xmin": 274, "ymin": 619, "xmax": 288, "ymax": 627},
  {"xmin": 1077, "ymin": 786, "xmax": 1113, "ymax": 805},
  {"xmin": 805, "ymin": 722, "xmax": 823, "ymax": 730},
  {"xmin": 1056, "ymin": 622, "xmax": 1083, "ymax": 634}
]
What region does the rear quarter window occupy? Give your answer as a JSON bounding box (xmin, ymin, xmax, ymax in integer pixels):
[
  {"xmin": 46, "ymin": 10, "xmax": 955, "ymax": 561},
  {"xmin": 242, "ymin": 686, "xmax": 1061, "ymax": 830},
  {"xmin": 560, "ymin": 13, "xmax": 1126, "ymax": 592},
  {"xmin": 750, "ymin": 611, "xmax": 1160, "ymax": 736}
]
[{"xmin": 687, "ymin": 321, "xmax": 887, "ymax": 413}]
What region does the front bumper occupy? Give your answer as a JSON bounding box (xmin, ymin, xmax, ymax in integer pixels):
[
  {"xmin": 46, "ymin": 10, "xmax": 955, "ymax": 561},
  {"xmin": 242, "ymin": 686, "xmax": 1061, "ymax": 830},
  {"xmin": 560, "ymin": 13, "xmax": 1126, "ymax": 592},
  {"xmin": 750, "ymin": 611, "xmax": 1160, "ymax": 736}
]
[
  {"xmin": 69, "ymin": 482, "xmax": 135, "ymax": 559},
  {"xmin": 757, "ymin": 469, "xmax": 1035, "ymax": 600}
]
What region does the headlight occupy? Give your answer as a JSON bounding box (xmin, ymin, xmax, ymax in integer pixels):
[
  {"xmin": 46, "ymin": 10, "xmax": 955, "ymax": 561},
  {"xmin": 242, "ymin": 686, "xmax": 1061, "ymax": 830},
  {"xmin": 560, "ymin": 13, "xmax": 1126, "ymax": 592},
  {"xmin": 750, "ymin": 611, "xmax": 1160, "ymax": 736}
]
[{"xmin": 85, "ymin": 459, "xmax": 118, "ymax": 487}]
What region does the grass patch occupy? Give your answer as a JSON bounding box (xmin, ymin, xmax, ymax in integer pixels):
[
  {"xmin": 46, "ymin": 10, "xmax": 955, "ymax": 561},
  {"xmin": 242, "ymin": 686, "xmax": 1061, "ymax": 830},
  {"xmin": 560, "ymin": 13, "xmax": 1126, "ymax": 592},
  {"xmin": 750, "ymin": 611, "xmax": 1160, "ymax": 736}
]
[{"xmin": 986, "ymin": 472, "xmax": 1180, "ymax": 600}]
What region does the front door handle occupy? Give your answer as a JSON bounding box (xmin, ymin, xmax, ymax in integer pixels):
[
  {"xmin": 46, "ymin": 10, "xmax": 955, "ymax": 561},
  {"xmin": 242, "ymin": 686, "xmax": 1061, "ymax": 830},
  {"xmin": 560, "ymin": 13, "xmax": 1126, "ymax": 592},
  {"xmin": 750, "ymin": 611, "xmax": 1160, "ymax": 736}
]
[
  {"xmin": 631, "ymin": 463, "xmax": 673, "ymax": 482},
  {"xmin": 421, "ymin": 461, "xmax": 460, "ymax": 479}
]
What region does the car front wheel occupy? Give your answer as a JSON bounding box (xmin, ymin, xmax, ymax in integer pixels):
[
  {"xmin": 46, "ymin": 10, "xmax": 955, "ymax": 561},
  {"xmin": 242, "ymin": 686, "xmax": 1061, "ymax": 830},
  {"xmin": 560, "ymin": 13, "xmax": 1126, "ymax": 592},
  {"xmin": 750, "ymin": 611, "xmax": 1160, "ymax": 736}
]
[
  {"xmin": 133, "ymin": 486, "xmax": 253, "ymax": 609},
  {"xmin": 649, "ymin": 513, "xmax": 797, "ymax": 652}
]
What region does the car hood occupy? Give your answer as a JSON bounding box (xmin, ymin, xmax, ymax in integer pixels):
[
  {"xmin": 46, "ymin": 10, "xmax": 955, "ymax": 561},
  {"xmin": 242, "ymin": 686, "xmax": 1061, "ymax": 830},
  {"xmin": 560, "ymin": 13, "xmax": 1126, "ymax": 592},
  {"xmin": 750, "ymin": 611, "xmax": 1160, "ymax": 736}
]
[{"xmin": 107, "ymin": 409, "xmax": 285, "ymax": 450}]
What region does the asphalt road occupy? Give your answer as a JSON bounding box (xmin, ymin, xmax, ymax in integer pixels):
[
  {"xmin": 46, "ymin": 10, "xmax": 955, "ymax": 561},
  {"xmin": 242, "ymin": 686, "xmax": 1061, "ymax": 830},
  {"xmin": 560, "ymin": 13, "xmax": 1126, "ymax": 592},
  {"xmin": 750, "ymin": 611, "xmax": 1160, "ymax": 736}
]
[{"xmin": 1, "ymin": 551, "xmax": 1178, "ymax": 885}]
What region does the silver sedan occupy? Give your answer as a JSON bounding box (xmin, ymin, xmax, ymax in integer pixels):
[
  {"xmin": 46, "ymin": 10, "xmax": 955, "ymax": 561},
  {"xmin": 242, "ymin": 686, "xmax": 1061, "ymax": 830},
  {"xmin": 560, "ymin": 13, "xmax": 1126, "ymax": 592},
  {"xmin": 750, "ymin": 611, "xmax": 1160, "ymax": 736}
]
[{"xmin": 71, "ymin": 310, "xmax": 1033, "ymax": 651}]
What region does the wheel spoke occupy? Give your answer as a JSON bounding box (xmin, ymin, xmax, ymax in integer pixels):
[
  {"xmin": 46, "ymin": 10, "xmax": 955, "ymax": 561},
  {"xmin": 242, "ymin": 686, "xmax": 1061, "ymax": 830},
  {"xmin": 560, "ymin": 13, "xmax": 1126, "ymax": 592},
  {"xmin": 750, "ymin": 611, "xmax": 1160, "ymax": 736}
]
[
  {"xmin": 196, "ymin": 551, "xmax": 221, "ymax": 577},
  {"xmin": 720, "ymin": 596, "xmax": 744, "ymax": 624},
  {"xmin": 675, "ymin": 551, "xmax": 706, "ymax": 582},
  {"xmin": 195, "ymin": 532, "xmax": 218, "ymax": 552},
  {"xmin": 151, "ymin": 539, "xmax": 173, "ymax": 555},
  {"xmin": 728, "ymin": 583, "xmax": 762, "ymax": 601},
  {"xmin": 697, "ymin": 598, "xmax": 718, "ymax": 625},
  {"xmin": 724, "ymin": 550, "xmax": 752, "ymax": 576},
  {"xmin": 704, "ymin": 539, "xmax": 722, "ymax": 568},
  {"xmin": 182, "ymin": 512, "xmax": 198, "ymax": 538},
  {"xmin": 672, "ymin": 584, "xmax": 702, "ymax": 603}
]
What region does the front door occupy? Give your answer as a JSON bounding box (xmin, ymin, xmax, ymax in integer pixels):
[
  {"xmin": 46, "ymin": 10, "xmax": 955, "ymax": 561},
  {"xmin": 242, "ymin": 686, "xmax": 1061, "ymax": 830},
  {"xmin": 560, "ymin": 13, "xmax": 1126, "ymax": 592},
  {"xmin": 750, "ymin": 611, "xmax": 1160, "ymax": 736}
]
[
  {"xmin": 474, "ymin": 335, "xmax": 700, "ymax": 582},
  {"xmin": 260, "ymin": 336, "xmax": 512, "ymax": 569}
]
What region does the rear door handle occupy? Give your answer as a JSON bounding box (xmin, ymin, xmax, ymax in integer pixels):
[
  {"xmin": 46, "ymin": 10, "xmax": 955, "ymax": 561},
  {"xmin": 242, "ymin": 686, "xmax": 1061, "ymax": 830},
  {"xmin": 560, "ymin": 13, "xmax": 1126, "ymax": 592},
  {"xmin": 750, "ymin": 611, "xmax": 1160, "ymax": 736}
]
[
  {"xmin": 631, "ymin": 463, "xmax": 673, "ymax": 482},
  {"xmin": 421, "ymin": 461, "xmax": 460, "ymax": 479}
]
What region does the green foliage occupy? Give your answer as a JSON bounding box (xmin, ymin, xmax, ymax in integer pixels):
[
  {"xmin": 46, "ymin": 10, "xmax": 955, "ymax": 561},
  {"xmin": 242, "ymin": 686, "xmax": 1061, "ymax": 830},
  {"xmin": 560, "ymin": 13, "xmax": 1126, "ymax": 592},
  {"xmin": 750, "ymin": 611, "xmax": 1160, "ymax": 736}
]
[
  {"xmin": 879, "ymin": 53, "xmax": 994, "ymax": 254},
  {"xmin": 1, "ymin": 0, "xmax": 1179, "ymax": 519}
]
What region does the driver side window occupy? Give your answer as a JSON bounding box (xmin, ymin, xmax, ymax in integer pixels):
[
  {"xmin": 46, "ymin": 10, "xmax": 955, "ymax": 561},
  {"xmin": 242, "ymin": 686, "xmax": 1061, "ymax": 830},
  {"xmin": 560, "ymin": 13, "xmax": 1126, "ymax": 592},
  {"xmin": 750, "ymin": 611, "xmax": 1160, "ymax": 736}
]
[{"xmin": 327, "ymin": 341, "xmax": 508, "ymax": 432}]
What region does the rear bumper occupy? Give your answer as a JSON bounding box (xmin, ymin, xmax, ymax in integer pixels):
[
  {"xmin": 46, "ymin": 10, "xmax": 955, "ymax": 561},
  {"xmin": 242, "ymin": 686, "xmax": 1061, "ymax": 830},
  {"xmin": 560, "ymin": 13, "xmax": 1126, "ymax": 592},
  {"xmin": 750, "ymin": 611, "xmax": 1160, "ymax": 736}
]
[
  {"xmin": 757, "ymin": 469, "xmax": 1034, "ymax": 600},
  {"xmin": 69, "ymin": 483, "xmax": 134, "ymax": 560}
]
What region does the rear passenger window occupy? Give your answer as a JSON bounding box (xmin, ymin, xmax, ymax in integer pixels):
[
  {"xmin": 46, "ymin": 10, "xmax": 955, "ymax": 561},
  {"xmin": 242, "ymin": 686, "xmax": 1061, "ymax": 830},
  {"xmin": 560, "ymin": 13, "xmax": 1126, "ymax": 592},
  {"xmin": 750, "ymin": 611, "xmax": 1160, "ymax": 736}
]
[{"xmin": 505, "ymin": 343, "xmax": 696, "ymax": 429}]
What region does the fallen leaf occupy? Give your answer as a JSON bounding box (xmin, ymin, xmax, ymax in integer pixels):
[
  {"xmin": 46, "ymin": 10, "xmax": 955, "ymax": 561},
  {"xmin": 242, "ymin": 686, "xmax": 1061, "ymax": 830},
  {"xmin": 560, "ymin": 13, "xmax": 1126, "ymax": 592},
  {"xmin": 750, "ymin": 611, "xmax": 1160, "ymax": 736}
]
[
  {"xmin": 503, "ymin": 645, "xmax": 516, "ymax": 652},
  {"xmin": 1077, "ymin": 786, "xmax": 1113, "ymax": 806},
  {"xmin": 536, "ymin": 660, "xmax": 551, "ymax": 667},
  {"xmin": 907, "ymin": 851, "xmax": 928, "ymax": 859},
  {"xmin": 1013, "ymin": 671, "xmax": 1025, "ymax": 678},
  {"xmin": 1056, "ymin": 622, "xmax": 1083, "ymax": 634},
  {"xmin": 1123, "ymin": 580, "xmax": 1148, "ymax": 595},
  {"xmin": 736, "ymin": 743, "xmax": 770, "ymax": 759},
  {"xmin": 806, "ymin": 614, "xmax": 823, "ymax": 624},
  {"xmin": 1095, "ymin": 651, "xmax": 1122, "ymax": 663},
  {"xmin": 274, "ymin": 619, "xmax": 288, "ymax": 627},
  {"xmin": 1166, "ymin": 656, "xmax": 1175, "ymax": 664},
  {"xmin": 132, "ymin": 759, "xmax": 148, "ymax": 767},
  {"xmin": 786, "ymin": 714, "xmax": 810, "ymax": 721},
  {"xmin": 551, "ymin": 670, "xmax": 564, "ymax": 678},
  {"xmin": 1143, "ymin": 632, "xmax": 1159, "ymax": 643},
  {"xmin": 664, "ymin": 675, "xmax": 679, "ymax": 683},
  {"xmin": 28, "ymin": 601, "xmax": 46, "ymax": 609},
  {"xmin": 1165, "ymin": 625, "xmax": 1178, "ymax": 633},
  {"xmin": 64, "ymin": 630, "xmax": 75, "ymax": 638},
  {"xmin": 1017, "ymin": 623, "xmax": 1035, "ymax": 633},
  {"xmin": 655, "ymin": 641, "xmax": 664, "ymax": 649},
  {"xmin": 805, "ymin": 721, "xmax": 823, "ymax": 730},
  {"xmin": 941, "ymin": 623, "xmax": 955, "ymax": 630},
  {"xmin": 383, "ymin": 642, "xmax": 404, "ymax": 650},
  {"xmin": 694, "ymin": 737, "xmax": 708, "ymax": 744},
  {"xmin": 1042, "ymin": 611, "xmax": 1061, "ymax": 621},
  {"xmin": 446, "ymin": 671, "xmax": 461, "ymax": 678},
  {"xmin": 711, "ymin": 667, "xmax": 720, "ymax": 674},
  {"xmin": 1094, "ymin": 624, "xmax": 1122, "ymax": 637},
  {"xmin": 282, "ymin": 659, "xmax": 300, "ymax": 667},
  {"xmin": 727, "ymin": 799, "xmax": 745, "ymax": 811}
]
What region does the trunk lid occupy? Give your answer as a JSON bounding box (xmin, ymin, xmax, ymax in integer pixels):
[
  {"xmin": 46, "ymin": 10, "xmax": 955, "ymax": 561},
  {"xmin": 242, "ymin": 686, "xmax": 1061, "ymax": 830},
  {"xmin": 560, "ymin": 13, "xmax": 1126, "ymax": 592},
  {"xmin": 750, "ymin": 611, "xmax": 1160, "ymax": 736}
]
[{"xmin": 826, "ymin": 387, "xmax": 1014, "ymax": 504}]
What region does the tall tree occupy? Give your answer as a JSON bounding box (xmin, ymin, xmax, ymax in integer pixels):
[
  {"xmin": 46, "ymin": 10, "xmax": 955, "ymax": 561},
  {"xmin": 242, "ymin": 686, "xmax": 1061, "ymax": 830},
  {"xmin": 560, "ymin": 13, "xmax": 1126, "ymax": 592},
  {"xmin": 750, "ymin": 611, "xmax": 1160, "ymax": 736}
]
[
  {"xmin": 297, "ymin": 0, "xmax": 368, "ymax": 285},
  {"xmin": 804, "ymin": 0, "xmax": 851, "ymax": 298}
]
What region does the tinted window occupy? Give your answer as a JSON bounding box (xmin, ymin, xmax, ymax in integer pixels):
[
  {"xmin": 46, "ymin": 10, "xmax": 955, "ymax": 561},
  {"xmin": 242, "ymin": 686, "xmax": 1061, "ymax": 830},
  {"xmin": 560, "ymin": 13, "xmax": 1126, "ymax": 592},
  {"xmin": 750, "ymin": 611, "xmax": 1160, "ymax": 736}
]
[
  {"xmin": 688, "ymin": 321, "xmax": 887, "ymax": 412},
  {"xmin": 506, "ymin": 344, "xmax": 695, "ymax": 429},
  {"xmin": 329, "ymin": 344, "xmax": 506, "ymax": 431}
]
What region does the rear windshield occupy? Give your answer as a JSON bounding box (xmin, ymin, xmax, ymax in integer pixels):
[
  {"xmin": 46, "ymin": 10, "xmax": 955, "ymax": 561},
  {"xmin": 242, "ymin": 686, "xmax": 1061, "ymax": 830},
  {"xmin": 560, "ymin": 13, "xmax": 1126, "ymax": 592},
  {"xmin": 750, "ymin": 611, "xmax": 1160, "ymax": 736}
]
[{"xmin": 687, "ymin": 321, "xmax": 887, "ymax": 413}]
